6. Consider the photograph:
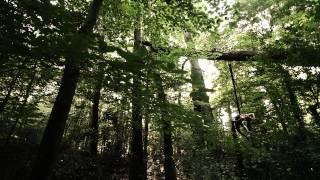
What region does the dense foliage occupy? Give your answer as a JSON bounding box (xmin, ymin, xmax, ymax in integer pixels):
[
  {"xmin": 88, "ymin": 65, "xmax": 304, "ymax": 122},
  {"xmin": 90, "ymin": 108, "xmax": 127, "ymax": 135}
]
[{"xmin": 0, "ymin": 0, "xmax": 320, "ymax": 179}]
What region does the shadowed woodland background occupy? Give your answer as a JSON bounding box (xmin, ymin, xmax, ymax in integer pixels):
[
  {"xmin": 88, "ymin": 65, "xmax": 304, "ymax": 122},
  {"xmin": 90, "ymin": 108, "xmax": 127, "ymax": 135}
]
[{"xmin": 1, "ymin": 0, "xmax": 320, "ymax": 179}]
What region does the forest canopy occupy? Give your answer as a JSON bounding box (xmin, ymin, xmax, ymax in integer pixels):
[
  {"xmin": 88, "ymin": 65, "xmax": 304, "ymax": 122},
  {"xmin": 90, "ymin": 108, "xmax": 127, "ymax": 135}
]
[{"xmin": 0, "ymin": 0, "xmax": 320, "ymax": 179}]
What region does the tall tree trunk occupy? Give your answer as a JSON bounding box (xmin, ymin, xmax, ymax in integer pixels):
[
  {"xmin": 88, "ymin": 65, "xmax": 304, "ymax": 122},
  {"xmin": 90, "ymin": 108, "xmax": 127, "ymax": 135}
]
[
  {"xmin": 177, "ymin": 59, "xmax": 188, "ymax": 105},
  {"xmin": 265, "ymin": 87, "xmax": 289, "ymax": 134},
  {"xmin": 278, "ymin": 66, "xmax": 306, "ymax": 139},
  {"xmin": 184, "ymin": 34, "xmax": 213, "ymax": 126},
  {"xmin": 309, "ymin": 103, "xmax": 320, "ymax": 126},
  {"xmin": 143, "ymin": 114, "xmax": 149, "ymax": 178},
  {"xmin": 110, "ymin": 111, "xmax": 122, "ymax": 156},
  {"xmin": 90, "ymin": 71, "xmax": 103, "ymax": 180},
  {"xmin": 129, "ymin": 27, "xmax": 146, "ymax": 180},
  {"xmin": 129, "ymin": 78, "xmax": 145, "ymax": 180},
  {"xmin": 155, "ymin": 73, "xmax": 177, "ymax": 180},
  {"xmin": 272, "ymin": 99, "xmax": 288, "ymax": 134},
  {"xmin": 184, "ymin": 33, "xmax": 214, "ymax": 149},
  {"xmin": 189, "ymin": 58, "xmax": 214, "ymax": 125},
  {"xmin": 189, "ymin": 58, "xmax": 214, "ymax": 147},
  {"xmin": 29, "ymin": 1, "xmax": 103, "ymax": 179},
  {"xmin": 143, "ymin": 67, "xmax": 151, "ymax": 176},
  {"xmin": 64, "ymin": 100, "xmax": 86, "ymax": 137},
  {"xmin": 89, "ymin": 66, "xmax": 103, "ymax": 156},
  {"xmin": 309, "ymin": 89, "xmax": 320, "ymax": 125}
]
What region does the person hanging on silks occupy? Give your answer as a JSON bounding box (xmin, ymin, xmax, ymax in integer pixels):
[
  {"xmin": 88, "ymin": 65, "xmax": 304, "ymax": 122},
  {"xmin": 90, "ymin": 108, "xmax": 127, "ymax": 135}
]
[{"xmin": 232, "ymin": 113, "xmax": 255, "ymax": 139}]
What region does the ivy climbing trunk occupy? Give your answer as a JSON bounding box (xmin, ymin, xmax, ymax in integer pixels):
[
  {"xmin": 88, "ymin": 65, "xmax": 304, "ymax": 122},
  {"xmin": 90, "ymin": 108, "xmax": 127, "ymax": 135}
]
[
  {"xmin": 129, "ymin": 27, "xmax": 146, "ymax": 180},
  {"xmin": 155, "ymin": 73, "xmax": 177, "ymax": 180},
  {"xmin": 190, "ymin": 58, "xmax": 213, "ymax": 124},
  {"xmin": 189, "ymin": 58, "xmax": 214, "ymax": 147},
  {"xmin": 29, "ymin": 0, "xmax": 103, "ymax": 179}
]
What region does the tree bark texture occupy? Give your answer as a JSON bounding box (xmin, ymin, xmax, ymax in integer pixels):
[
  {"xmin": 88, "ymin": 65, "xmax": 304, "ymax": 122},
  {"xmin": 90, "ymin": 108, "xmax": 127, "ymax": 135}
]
[
  {"xmin": 129, "ymin": 27, "xmax": 146, "ymax": 180},
  {"xmin": 143, "ymin": 103, "xmax": 150, "ymax": 178},
  {"xmin": 211, "ymin": 51, "xmax": 286, "ymax": 61},
  {"xmin": 89, "ymin": 68, "xmax": 103, "ymax": 155},
  {"xmin": 29, "ymin": 0, "xmax": 103, "ymax": 179},
  {"xmin": 189, "ymin": 58, "xmax": 214, "ymax": 147},
  {"xmin": 190, "ymin": 58, "xmax": 214, "ymax": 125},
  {"xmin": 110, "ymin": 111, "xmax": 123, "ymax": 156},
  {"xmin": 143, "ymin": 69, "xmax": 151, "ymax": 174},
  {"xmin": 155, "ymin": 73, "xmax": 177, "ymax": 180}
]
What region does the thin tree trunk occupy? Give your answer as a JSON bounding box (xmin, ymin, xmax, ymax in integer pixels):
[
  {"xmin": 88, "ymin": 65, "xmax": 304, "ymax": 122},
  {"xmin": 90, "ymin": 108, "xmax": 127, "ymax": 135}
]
[
  {"xmin": 111, "ymin": 111, "xmax": 122, "ymax": 156},
  {"xmin": 64, "ymin": 100, "xmax": 86, "ymax": 136},
  {"xmin": 89, "ymin": 67, "xmax": 103, "ymax": 155},
  {"xmin": 29, "ymin": 57, "xmax": 81, "ymax": 180},
  {"xmin": 29, "ymin": 1, "xmax": 103, "ymax": 179},
  {"xmin": 0, "ymin": 70, "xmax": 20, "ymax": 114},
  {"xmin": 272, "ymin": 99, "xmax": 288, "ymax": 134},
  {"xmin": 177, "ymin": 59, "xmax": 188, "ymax": 105},
  {"xmin": 3, "ymin": 67, "xmax": 36, "ymax": 146},
  {"xmin": 143, "ymin": 67, "xmax": 151, "ymax": 176},
  {"xmin": 309, "ymin": 89, "xmax": 320, "ymax": 125},
  {"xmin": 284, "ymin": 71, "xmax": 305, "ymax": 128},
  {"xmin": 258, "ymin": 65, "xmax": 289, "ymax": 134},
  {"xmin": 309, "ymin": 103, "xmax": 320, "ymax": 126},
  {"xmin": 265, "ymin": 87, "xmax": 289, "ymax": 134},
  {"xmin": 278, "ymin": 66, "xmax": 306, "ymax": 139},
  {"xmin": 143, "ymin": 115, "xmax": 149, "ymax": 178},
  {"xmin": 90, "ymin": 70, "xmax": 103, "ymax": 180},
  {"xmin": 155, "ymin": 73, "xmax": 177, "ymax": 180},
  {"xmin": 129, "ymin": 27, "xmax": 146, "ymax": 180},
  {"xmin": 129, "ymin": 78, "xmax": 145, "ymax": 180}
]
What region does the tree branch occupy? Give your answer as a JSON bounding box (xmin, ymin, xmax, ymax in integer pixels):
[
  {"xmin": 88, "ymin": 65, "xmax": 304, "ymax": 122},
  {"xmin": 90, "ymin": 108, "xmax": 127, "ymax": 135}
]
[{"xmin": 207, "ymin": 51, "xmax": 287, "ymax": 61}]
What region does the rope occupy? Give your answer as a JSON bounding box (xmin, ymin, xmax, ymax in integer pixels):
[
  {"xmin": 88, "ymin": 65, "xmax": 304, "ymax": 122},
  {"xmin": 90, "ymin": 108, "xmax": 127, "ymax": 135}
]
[{"xmin": 228, "ymin": 62, "xmax": 241, "ymax": 115}]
